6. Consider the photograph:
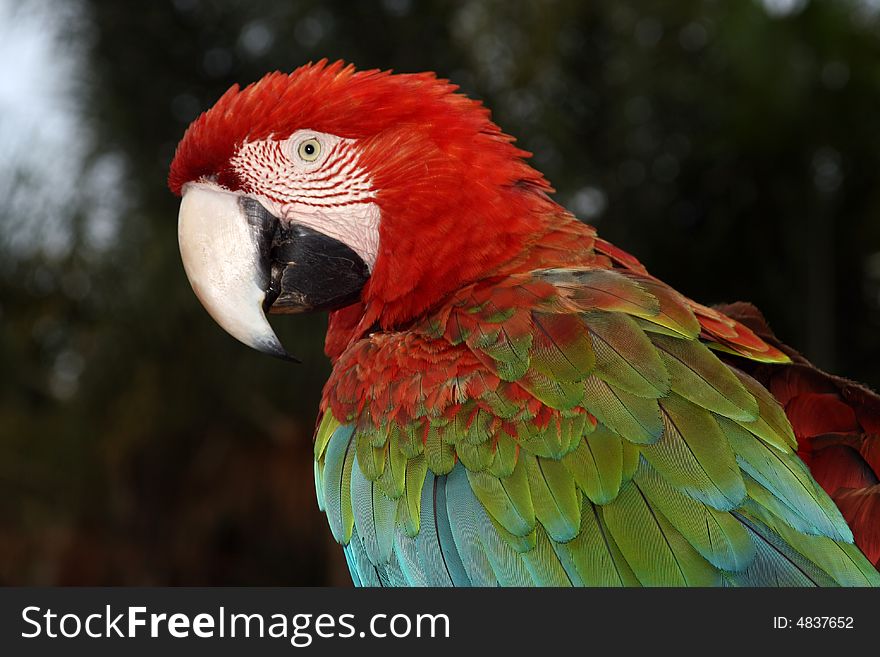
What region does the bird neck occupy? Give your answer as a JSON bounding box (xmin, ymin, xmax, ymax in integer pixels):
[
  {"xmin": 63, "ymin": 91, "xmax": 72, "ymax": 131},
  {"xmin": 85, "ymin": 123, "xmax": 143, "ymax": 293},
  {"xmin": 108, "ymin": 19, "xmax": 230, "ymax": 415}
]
[{"xmin": 324, "ymin": 193, "xmax": 598, "ymax": 362}]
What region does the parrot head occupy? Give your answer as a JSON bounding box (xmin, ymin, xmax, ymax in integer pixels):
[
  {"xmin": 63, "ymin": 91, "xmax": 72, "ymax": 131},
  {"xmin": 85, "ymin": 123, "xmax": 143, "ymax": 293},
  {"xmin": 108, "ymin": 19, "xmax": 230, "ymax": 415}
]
[{"xmin": 169, "ymin": 60, "xmax": 554, "ymax": 358}]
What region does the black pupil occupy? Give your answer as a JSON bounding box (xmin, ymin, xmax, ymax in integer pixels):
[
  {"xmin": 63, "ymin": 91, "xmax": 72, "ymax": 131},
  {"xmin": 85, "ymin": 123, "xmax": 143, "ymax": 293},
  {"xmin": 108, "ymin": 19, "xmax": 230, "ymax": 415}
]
[{"xmin": 304, "ymin": 143, "xmax": 315, "ymax": 156}]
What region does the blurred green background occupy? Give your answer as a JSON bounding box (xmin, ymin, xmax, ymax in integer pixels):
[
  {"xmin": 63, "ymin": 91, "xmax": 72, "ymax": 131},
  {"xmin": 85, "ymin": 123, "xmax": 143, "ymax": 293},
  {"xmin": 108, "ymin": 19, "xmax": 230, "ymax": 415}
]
[{"xmin": 1, "ymin": 0, "xmax": 879, "ymax": 585}]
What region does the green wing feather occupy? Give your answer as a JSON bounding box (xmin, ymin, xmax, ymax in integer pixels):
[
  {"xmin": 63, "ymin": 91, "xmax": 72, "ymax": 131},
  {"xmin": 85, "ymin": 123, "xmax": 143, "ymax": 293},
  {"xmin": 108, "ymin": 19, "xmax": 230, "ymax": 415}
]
[
  {"xmin": 582, "ymin": 376, "xmax": 663, "ymax": 443},
  {"xmin": 467, "ymin": 456, "xmax": 535, "ymax": 538},
  {"xmin": 717, "ymin": 414, "xmax": 851, "ymax": 541},
  {"xmin": 322, "ymin": 424, "xmax": 356, "ymax": 544},
  {"xmin": 634, "ymin": 459, "xmax": 755, "ymax": 572},
  {"xmin": 398, "ymin": 454, "xmax": 427, "ymax": 537},
  {"xmin": 641, "ymin": 393, "xmax": 746, "ymax": 511},
  {"xmin": 583, "ymin": 311, "xmax": 670, "ymax": 398},
  {"xmin": 522, "ymin": 525, "xmax": 575, "ymax": 586},
  {"xmin": 730, "ymin": 368, "xmax": 798, "ymax": 451},
  {"xmin": 603, "ymin": 478, "xmax": 721, "ymax": 586},
  {"xmin": 563, "ymin": 424, "xmax": 624, "ymax": 504},
  {"xmin": 530, "ymin": 311, "xmax": 596, "ymax": 381},
  {"xmin": 524, "ymin": 453, "xmax": 581, "ymax": 542},
  {"xmin": 557, "ymin": 499, "xmax": 640, "ymax": 585},
  {"xmin": 652, "ymin": 334, "xmax": 758, "ymax": 422},
  {"xmin": 315, "ymin": 269, "xmax": 880, "ymax": 587}
]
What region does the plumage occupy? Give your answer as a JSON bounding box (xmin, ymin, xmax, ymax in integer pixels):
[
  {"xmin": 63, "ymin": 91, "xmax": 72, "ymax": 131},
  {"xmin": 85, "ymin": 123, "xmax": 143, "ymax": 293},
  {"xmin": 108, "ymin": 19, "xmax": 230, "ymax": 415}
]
[
  {"xmin": 469, "ymin": 497, "xmax": 535, "ymax": 585},
  {"xmin": 435, "ymin": 474, "xmax": 473, "ymax": 583},
  {"xmin": 393, "ymin": 526, "xmax": 430, "ymax": 586},
  {"xmin": 424, "ymin": 421, "xmax": 456, "ymax": 475},
  {"xmin": 529, "ymin": 311, "xmax": 596, "ymax": 381},
  {"xmin": 377, "ymin": 427, "xmax": 407, "ymax": 499},
  {"xmin": 603, "ymin": 479, "xmax": 720, "ymax": 586},
  {"xmin": 354, "ymin": 431, "xmax": 386, "ymax": 481},
  {"xmin": 350, "ymin": 451, "xmax": 397, "ymax": 564},
  {"xmin": 524, "ymin": 453, "xmax": 581, "ymax": 542},
  {"xmin": 642, "ymin": 393, "xmax": 746, "ymax": 511},
  {"xmin": 558, "ymin": 500, "xmax": 640, "ymax": 586},
  {"xmin": 582, "ymin": 375, "xmax": 664, "ymax": 443},
  {"xmin": 563, "ymin": 424, "xmax": 624, "ymax": 504},
  {"xmin": 745, "ymin": 501, "xmax": 878, "ymax": 586},
  {"xmin": 398, "ymin": 453, "xmax": 427, "ymax": 537},
  {"xmin": 545, "ymin": 269, "xmax": 659, "ymax": 318},
  {"xmin": 634, "ymin": 460, "xmax": 755, "ymax": 572},
  {"xmin": 416, "ymin": 471, "xmax": 470, "ymax": 585},
  {"xmin": 834, "ymin": 486, "xmax": 880, "ymax": 566},
  {"xmin": 585, "ymin": 311, "xmax": 670, "ymax": 398},
  {"xmin": 466, "ymin": 458, "xmax": 535, "ymax": 539},
  {"xmin": 445, "ymin": 466, "xmax": 499, "ymax": 586},
  {"xmin": 652, "ymin": 335, "xmax": 758, "ymax": 422},
  {"xmin": 321, "ymin": 424, "xmax": 355, "ymax": 544},
  {"xmin": 717, "ymin": 414, "xmax": 851, "ymax": 541},
  {"xmin": 731, "ymin": 368, "xmax": 798, "ymax": 451},
  {"xmin": 170, "ymin": 61, "xmax": 880, "ymax": 587},
  {"xmin": 344, "ymin": 527, "xmax": 382, "ymax": 587},
  {"xmin": 728, "ymin": 513, "xmax": 834, "ymax": 587},
  {"xmin": 521, "ymin": 525, "xmax": 575, "ymax": 586}
]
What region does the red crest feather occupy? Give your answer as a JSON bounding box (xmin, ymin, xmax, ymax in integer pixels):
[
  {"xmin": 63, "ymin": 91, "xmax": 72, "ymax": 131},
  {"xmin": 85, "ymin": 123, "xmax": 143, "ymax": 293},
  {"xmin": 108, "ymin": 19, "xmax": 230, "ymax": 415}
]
[{"xmin": 168, "ymin": 59, "xmax": 535, "ymax": 195}]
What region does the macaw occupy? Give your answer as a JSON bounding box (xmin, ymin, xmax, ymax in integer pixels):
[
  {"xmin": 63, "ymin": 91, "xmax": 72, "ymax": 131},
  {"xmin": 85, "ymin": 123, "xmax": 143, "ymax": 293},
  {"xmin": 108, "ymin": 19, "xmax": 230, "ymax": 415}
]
[{"xmin": 169, "ymin": 60, "xmax": 880, "ymax": 586}]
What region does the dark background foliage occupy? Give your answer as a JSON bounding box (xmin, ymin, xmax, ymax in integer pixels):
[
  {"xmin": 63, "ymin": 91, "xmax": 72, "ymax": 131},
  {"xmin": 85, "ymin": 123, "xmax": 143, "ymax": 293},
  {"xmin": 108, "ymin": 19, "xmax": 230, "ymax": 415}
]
[{"xmin": 1, "ymin": 0, "xmax": 878, "ymax": 585}]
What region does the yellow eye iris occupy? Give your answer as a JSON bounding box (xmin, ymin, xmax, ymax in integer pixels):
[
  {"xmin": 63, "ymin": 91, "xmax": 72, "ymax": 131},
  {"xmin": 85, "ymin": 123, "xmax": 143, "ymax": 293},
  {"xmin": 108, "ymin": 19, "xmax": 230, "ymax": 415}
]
[{"xmin": 297, "ymin": 138, "xmax": 322, "ymax": 162}]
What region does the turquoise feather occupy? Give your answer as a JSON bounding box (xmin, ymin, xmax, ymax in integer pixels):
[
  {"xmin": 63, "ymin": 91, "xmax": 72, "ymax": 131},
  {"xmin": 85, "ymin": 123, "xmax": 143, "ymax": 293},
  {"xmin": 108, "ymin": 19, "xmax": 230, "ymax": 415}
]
[
  {"xmin": 743, "ymin": 500, "xmax": 880, "ymax": 586},
  {"xmin": 393, "ymin": 528, "xmax": 430, "ymax": 586},
  {"xmin": 716, "ymin": 414, "xmax": 851, "ymax": 542},
  {"xmin": 445, "ymin": 466, "xmax": 499, "ymax": 586},
  {"xmin": 730, "ymin": 511, "xmax": 836, "ymax": 587},
  {"xmin": 414, "ymin": 472, "xmax": 470, "ymax": 585},
  {"xmin": 343, "ymin": 527, "xmax": 382, "ymax": 587},
  {"xmin": 350, "ymin": 451, "xmax": 396, "ymax": 565}
]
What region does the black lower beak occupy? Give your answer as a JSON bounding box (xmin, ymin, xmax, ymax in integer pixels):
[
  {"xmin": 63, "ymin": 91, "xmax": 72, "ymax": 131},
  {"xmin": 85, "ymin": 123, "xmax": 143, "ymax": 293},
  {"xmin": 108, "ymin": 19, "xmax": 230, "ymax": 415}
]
[
  {"xmin": 265, "ymin": 222, "xmax": 371, "ymax": 314},
  {"xmin": 238, "ymin": 198, "xmax": 371, "ymax": 315}
]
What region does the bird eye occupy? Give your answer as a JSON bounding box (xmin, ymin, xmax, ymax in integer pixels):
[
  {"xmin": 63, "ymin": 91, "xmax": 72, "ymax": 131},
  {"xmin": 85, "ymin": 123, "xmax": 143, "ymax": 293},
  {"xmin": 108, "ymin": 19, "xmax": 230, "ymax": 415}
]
[{"xmin": 297, "ymin": 138, "xmax": 322, "ymax": 162}]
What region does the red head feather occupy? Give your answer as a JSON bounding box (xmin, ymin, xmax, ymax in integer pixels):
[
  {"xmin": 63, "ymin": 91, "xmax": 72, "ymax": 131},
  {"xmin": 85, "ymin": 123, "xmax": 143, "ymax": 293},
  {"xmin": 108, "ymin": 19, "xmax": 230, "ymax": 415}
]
[
  {"xmin": 169, "ymin": 60, "xmax": 580, "ymax": 335},
  {"xmin": 169, "ymin": 60, "xmax": 536, "ymax": 195}
]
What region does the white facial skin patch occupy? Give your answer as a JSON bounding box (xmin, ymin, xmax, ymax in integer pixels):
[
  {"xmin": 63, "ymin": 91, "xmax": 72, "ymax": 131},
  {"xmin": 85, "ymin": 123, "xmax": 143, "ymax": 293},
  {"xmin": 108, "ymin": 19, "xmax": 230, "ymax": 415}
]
[{"xmin": 230, "ymin": 130, "xmax": 380, "ymax": 269}]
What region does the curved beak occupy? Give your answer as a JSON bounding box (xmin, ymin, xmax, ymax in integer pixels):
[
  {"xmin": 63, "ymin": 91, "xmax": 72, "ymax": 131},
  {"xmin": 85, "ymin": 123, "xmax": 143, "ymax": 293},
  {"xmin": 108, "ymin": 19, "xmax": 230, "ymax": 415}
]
[
  {"xmin": 177, "ymin": 183, "xmax": 369, "ymax": 361},
  {"xmin": 178, "ymin": 184, "xmax": 294, "ymax": 360}
]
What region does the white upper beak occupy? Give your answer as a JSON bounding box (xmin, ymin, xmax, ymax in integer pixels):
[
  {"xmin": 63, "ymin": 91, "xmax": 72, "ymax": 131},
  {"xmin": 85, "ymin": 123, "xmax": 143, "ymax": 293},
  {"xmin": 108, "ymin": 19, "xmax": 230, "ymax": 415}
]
[{"xmin": 177, "ymin": 183, "xmax": 294, "ymax": 360}]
